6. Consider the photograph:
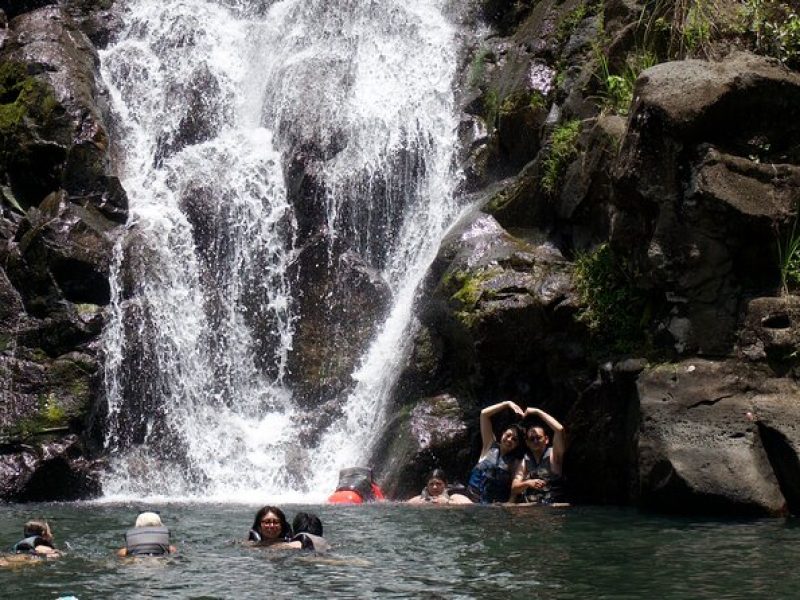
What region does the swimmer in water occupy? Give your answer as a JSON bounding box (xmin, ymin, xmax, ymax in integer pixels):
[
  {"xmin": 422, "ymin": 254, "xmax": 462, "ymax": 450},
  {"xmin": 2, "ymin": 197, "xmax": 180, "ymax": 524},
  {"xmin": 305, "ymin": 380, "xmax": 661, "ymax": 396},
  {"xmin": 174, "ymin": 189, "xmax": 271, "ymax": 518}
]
[
  {"xmin": 117, "ymin": 512, "xmax": 177, "ymax": 557},
  {"xmin": 0, "ymin": 520, "xmax": 61, "ymax": 566},
  {"xmin": 407, "ymin": 469, "xmax": 472, "ymax": 505},
  {"xmin": 248, "ymin": 506, "xmax": 301, "ymax": 549}
]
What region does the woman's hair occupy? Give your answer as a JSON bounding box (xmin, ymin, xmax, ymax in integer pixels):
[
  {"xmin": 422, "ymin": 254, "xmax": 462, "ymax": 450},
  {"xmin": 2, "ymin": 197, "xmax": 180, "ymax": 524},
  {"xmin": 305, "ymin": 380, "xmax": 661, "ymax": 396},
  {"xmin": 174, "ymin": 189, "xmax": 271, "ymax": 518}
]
[
  {"xmin": 502, "ymin": 424, "xmax": 526, "ymax": 459},
  {"xmin": 427, "ymin": 469, "xmax": 448, "ymax": 484},
  {"xmin": 292, "ymin": 512, "xmax": 323, "ymax": 537},
  {"xmin": 23, "ymin": 520, "xmax": 51, "ymax": 539},
  {"xmin": 251, "ymin": 506, "xmax": 291, "ymax": 540}
]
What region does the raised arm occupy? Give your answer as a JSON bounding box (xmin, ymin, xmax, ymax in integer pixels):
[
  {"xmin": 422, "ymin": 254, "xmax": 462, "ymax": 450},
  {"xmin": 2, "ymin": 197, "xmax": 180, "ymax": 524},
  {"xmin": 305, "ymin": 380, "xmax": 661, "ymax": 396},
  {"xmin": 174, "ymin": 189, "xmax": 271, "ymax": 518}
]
[
  {"xmin": 479, "ymin": 401, "xmax": 523, "ymax": 453},
  {"xmin": 524, "ymin": 407, "xmax": 565, "ymax": 474}
]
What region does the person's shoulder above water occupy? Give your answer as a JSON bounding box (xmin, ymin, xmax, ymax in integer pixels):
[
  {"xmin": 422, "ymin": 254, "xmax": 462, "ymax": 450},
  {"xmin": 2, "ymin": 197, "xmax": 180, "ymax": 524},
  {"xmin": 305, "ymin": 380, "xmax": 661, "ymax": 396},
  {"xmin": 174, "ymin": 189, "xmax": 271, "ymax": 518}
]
[
  {"xmin": 11, "ymin": 520, "xmax": 60, "ymax": 558},
  {"xmin": 408, "ymin": 469, "xmax": 473, "ymax": 505},
  {"xmin": 290, "ymin": 512, "xmax": 329, "ymax": 553},
  {"xmin": 117, "ymin": 511, "xmax": 177, "ymax": 557}
]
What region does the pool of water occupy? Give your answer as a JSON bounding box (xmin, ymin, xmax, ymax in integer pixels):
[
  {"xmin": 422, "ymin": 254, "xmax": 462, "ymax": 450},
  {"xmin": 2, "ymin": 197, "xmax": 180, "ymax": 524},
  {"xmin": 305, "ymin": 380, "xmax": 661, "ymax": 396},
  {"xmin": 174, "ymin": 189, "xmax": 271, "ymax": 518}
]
[{"xmin": 1, "ymin": 502, "xmax": 798, "ymax": 598}]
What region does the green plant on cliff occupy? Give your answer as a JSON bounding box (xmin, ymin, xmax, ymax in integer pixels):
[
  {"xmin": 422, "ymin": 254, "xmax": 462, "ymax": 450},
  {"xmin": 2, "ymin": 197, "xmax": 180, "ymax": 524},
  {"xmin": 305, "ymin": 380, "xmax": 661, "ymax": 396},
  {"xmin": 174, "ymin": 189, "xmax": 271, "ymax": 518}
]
[
  {"xmin": 574, "ymin": 244, "xmax": 650, "ymax": 353},
  {"xmin": 541, "ymin": 119, "xmax": 581, "ymax": 195},
  {"xmin": 469, "ymin": 46, "xmax": 492, "ymax": 87},
  {"xmin": 557, "ymin": 2, "xmax": 589, "ymax": 43},
  {"xmin": 639, "ymin": 0, "xmax": 725, "ymax": 59},
  {"xmin": 776, "ymin": 211, "xmax": 800, "ymax": 294},
  {"xmin": 595, "ymin": 49, "xmax": 657, "ymax": 115},
  {"xmin": 445, "ymin": 267, "xmax": 502, "ymax": 327},
  {"xmin": 741, "ymin": 0, "xmax": 800, "ymax": 67}
]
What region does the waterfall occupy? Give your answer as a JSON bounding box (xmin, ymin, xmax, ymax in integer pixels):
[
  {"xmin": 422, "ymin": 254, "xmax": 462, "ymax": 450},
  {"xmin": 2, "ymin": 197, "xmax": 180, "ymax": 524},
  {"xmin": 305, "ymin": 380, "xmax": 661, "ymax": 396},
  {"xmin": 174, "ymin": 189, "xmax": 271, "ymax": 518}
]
[{"xmin": 100, "ymin": 0, "xmax": 463, "ymax": 501}]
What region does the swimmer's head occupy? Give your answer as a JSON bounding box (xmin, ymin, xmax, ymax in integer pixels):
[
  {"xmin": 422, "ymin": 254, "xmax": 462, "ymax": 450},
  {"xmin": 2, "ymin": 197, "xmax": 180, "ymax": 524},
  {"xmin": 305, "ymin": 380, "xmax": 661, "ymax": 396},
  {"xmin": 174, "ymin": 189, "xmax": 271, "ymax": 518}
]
[
  {"xmin": 135, "ymin": 512, "xmax": 163, "ymax": 528},
  {"xmin": 23, "ymin": 520, "xmax": 52, "ymax": 541}
]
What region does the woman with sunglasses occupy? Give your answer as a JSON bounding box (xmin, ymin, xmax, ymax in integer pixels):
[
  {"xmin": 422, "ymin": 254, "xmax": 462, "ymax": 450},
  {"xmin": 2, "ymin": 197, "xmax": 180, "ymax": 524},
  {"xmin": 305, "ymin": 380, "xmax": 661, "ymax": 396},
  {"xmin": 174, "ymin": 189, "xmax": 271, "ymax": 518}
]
[{"xmin": 511, "ymin": 407, "xmax": 566, "ymax": 505}]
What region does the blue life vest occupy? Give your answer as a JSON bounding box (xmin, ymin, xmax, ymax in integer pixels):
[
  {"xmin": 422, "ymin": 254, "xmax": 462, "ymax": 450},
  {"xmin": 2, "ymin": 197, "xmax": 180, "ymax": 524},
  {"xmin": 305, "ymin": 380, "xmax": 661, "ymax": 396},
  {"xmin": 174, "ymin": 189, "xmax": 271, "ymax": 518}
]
[{"xmin": 467, "ymin": 442, "xmax": 516, "ymax": 503}]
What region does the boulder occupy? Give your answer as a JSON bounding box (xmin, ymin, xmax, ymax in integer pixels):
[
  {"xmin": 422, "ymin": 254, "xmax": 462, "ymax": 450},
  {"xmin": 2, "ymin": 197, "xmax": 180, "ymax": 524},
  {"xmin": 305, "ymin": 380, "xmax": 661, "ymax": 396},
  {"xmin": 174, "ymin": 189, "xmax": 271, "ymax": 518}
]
[
  {"xmin": 0, "ymin": 435, "xmax": 103, "ymax": 501},
  {"xmin": 612, "ymin": 52, "xmax": 800, "ymax": 355},
  {"xmin": 1, "ymin": 6, "xmax": 128, "ymax": 221},
  {"xmin": 636, "ymin": 359, "xmax": 800, "ymax": 516}
]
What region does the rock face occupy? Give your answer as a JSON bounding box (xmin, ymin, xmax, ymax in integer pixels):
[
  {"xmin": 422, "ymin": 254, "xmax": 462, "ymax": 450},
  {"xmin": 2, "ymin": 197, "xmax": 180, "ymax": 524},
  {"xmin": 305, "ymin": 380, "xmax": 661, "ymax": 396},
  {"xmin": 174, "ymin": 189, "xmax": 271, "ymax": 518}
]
[
  {"xmin": 637, "ymin": 359, "xmax": 800, "ymax": 516},
  {"xmin": 378, "ymin": 1, "xmax": 800, "ymax": 517},
  {"xmin": 0, "ymin": 4, "xmax": 125, "ymax": 500}
]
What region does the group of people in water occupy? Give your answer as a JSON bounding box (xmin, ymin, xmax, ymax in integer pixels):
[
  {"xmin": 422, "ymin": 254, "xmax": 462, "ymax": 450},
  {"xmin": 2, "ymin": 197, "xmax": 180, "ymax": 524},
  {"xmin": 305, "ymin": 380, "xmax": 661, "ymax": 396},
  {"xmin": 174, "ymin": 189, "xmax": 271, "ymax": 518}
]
[
  {"xmin": 406, "ymin": 402, "xmax": 566, "ymax": 506},
  {"xmin": 3, "ymin": 402, "xmax": 565, "ymax": 564},
  {"xmin": 3, "ymin": 507, "xmax": 329, "ymax": 563}
]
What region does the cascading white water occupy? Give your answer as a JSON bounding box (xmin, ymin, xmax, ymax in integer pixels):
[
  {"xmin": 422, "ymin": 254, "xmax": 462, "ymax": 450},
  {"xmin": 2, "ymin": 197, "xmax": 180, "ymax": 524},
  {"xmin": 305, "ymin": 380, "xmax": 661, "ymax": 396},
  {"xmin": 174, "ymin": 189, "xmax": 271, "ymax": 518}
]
[{"xmin": 100, "ymin": 0, "xmax": 464, "ymax": 501}]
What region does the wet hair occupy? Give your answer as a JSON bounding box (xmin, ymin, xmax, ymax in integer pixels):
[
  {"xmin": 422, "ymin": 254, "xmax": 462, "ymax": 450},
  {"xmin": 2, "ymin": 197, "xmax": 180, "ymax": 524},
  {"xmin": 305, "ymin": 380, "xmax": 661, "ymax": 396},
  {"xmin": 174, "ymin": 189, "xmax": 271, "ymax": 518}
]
[
  {"xmin": 427, "ymin": 469, "xmax": 448, "ymax": 484},
  {"xmin": 135, "ymin": 511, "xmax": 163, "ymax": 528},
  {"xmin": 292, "ymin": 512, "xmax": 323, "ymax": 537},
  {"xmin": 251, "ymin": 506, "xmax": 291, "ymax": 541},
  {"xmin": 23, "ymin": 520, "xmax": 51, "ymax": 540}
]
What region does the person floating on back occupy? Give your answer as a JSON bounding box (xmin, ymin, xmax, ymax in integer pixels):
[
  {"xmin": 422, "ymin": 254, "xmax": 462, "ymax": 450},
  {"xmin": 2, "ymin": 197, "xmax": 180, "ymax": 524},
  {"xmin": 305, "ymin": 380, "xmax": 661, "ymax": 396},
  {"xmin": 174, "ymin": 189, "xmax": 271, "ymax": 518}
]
[
  {"xmin": 407, "ymin": 469, "xmax": 472, "ymax": 505},
  {"xmin": 12, "ymin": 520, "xmax": 60, "ymax": 558},
  {"xmin": 117, "ymin": 512, "xmax": 177, "ymax": 557}
]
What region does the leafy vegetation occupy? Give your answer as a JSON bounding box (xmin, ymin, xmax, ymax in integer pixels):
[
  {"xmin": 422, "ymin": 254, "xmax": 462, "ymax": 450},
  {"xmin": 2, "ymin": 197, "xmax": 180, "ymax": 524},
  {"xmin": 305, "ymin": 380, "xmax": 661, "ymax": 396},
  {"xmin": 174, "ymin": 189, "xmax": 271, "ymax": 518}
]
[
  {"xmin": 469, "ymin": 46, "xmax": 492, "ymax": 87},
  {"xmin": 573, "ymin": 244, "xmax": 651, "ymax": 353},
  {"xmin": 557, "ymin": 2, "xmax": 589, "ymax": 43},
  {"xmin": 741, "ymin": 0, "xmax": 800, "ymax": 67},
  {"xmin": 595, "ymin": 50, "xmax": 657, "ymax": 114},
  {"xmin": 776, "ymin": 211, "xmax": 800, "ymax": 294},
  {"xmin": 541, "ymin": 119, "xmax": 581, "ymax": 195}
]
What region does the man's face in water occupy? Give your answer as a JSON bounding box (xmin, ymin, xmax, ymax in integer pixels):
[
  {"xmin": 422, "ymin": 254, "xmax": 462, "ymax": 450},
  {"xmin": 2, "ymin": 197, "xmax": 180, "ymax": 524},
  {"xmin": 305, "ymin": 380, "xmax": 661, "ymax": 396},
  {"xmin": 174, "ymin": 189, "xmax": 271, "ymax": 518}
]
[{"xmin": 527, "ymin": 426, "xmax": 548, "ymax": 451}]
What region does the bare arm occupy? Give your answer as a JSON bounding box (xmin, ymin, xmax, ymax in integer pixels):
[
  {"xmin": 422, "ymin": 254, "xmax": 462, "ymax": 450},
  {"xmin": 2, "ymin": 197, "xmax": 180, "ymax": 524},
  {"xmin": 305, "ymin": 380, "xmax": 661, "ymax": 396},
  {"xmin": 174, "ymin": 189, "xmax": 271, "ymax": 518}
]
[
  {"xmin": 407, "ymin": 495, "xmax": 424, "ymax": 504},
  {"xmin": 479, "ymin": 401, "xmax": 523, "ymax": 454},
  {"xmin": 525, "ymin": 407, "xmax": 565, "ymax": 475},
  {"xmin": 116, "ymin": 548, "xmax": 128, "ymax": 557},
  {"xmin": 448, "ymin": 493, "xmax": 473, "ymax": 505}
]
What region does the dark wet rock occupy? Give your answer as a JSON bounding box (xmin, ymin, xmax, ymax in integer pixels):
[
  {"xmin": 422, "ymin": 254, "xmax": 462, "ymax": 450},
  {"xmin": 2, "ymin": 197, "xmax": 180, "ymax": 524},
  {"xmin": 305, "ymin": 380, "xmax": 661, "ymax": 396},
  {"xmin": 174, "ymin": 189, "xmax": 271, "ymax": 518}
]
[
  {"xmin": 287, "ymin": 234, "xmax": 392, "ymax": 406},
  {"xmin": 739, "ymin": 296, "xmax": 800, "ymax": 371},
  {"xmin": 0, "ymin": 4, "xmax": 124, "ymax": 501},
  {"xmin": 636, "ymin": 359, "xmax": 800, "ymax": 516},
  {"xmin": 373, "ymin": 393, "xmax": 472, "ymax": 499},
  {"xmin": 0, "ymin": 434, "xmax": 103, "ymax": 501},
  {"xmin": 154, "ymin": 64, "xmax": 233, "ymax": 166},
  {"xmin": 0, "ymin": 0, "xmax": 55, "ymax": 19},
  {"xmin": 565, "ymin": 359, "xmax": 643, "ymax": 504},
  {"xmin": 397, "ymin": 211, "xmax": 586, "ymax": 421},
  {"xmin": 1, "ymin": 6, "xmax": 128, "ymax": 222},
  {"xmin": 558, "ymin": 113, "xmax": 625, "ymax": 248},
  {"xmin": 64, "ymin": 0, "xmax": 123, "ymax": 48},
  {"xmin": 613, "ymin": 53, "xmax": 800, "ymax": 355}
]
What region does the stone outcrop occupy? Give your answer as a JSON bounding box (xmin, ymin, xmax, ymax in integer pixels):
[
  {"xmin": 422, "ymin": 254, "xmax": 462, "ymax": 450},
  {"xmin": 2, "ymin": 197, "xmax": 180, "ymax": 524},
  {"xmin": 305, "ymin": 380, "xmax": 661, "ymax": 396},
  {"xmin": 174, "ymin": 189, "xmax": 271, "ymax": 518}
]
[
  {"xmin": 0, "ymin": 4, "xmax": 125, "ymax": 500},
  {"xmin": 637, "ymin": 359, "xmax": 800, "ymax": 516},
  {"xmin": 380, "ymin": 1, "xmax": 800, "ymax": 517}
]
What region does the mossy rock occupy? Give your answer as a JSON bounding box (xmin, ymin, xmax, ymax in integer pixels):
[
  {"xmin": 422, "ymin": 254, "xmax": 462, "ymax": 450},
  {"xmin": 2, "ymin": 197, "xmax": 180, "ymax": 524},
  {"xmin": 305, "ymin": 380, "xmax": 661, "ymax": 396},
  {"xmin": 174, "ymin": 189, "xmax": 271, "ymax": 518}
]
[{"xmin": 0, "ymin": 61, "xmax": 70, "ymax": 208}]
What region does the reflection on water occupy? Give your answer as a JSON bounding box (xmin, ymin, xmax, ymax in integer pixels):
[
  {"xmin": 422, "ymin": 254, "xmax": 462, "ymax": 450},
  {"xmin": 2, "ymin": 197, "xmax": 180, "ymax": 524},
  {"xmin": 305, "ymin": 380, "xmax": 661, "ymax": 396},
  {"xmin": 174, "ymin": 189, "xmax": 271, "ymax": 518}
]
[{"xmin": 1, "ymin": 503, "xmax": 799, "ymax": 599}]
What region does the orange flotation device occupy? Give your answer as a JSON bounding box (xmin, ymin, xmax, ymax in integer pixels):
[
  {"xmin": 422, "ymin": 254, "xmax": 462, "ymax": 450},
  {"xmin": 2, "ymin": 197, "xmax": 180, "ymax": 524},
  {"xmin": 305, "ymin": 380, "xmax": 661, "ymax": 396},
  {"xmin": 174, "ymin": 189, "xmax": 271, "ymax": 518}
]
[
  {"xmin": 328, "ymin": 490, "xmax": 364, "ymax": 504},
  {"xmin": 327, "ymin": 467, "xmax": 385, "ymax": 503}
]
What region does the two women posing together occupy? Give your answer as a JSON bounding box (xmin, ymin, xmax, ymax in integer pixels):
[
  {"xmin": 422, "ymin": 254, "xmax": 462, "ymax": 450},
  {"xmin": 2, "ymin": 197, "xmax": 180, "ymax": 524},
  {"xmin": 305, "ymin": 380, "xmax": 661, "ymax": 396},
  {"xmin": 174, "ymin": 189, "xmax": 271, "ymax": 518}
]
[{"xmin": 467, "ymin": 401, "xmax": 566, "ymax": 505}]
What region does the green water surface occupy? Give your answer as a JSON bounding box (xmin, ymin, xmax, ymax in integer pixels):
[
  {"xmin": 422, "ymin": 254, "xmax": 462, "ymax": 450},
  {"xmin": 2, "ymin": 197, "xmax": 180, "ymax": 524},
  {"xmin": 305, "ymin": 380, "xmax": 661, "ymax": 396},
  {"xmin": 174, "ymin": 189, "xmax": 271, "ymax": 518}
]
[{"xmin": 1, "ymin": 503, "xmax": 797, "ymax": 599}]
